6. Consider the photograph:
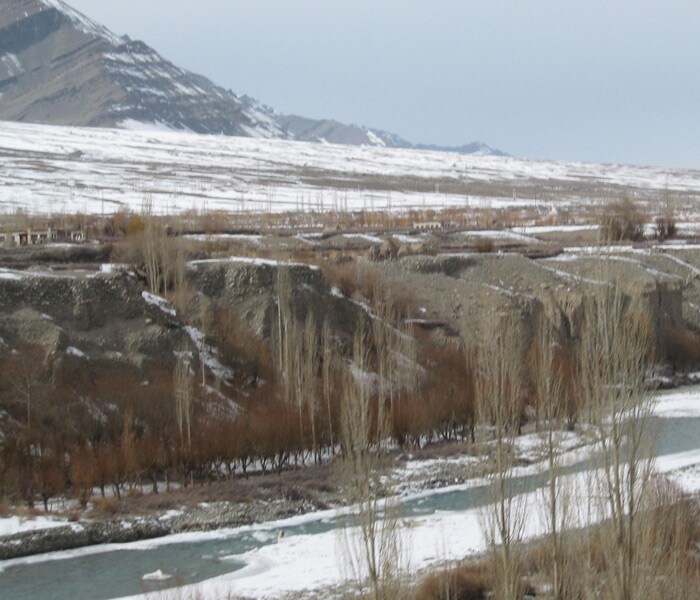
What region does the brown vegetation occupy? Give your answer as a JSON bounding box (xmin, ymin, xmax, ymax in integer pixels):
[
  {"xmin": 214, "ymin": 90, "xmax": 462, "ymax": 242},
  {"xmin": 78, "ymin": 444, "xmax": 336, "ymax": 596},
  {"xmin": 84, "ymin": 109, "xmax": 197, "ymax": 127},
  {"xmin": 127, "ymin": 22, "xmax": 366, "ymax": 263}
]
[
  {"xmin": 416, "ymin": 563, "xmax": 490, "ymax": 600},
  {"xmin": 601, "ymin": 198, "xmax": 646, "ymax": 242},
  {"xmin": 663, "ymin": 325, "xmax": 700, "ymax": 371},
  {"xmin": 473, "ymin": 237, "xmax": 495, "ymax": 253}
]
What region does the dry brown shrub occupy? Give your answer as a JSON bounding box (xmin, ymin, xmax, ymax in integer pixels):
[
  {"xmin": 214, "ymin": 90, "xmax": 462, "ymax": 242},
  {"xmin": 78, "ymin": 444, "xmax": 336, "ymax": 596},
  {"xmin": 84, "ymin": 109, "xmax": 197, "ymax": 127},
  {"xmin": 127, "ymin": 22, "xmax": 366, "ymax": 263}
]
[
  {"xmin": 90, "ymin": 497, "xmax": 121, "ymax": 518},
  {"xmin": 474, "ymin": 237, "xmax": 495, "ymax": 253},
  {"xmin": 654, "ymin": 216, "xmax": 677, "ymax": 241},
  {"xmin": 354, "ymin": 264, "xmax": 381, "ymax": 303},
  {"xmin": 640, "ymin": 477, "xmax": 700, "ymax": 564},
  {"xmin": 664, "ymin": 325, "xmax": 700, "ymax": 370},
  {"xmin": 416, "ymin": 563, "xmax": 490, "ymax": 600},
  {"xmin": 601, "ymin": 197, "xmax": 646, "ymax": 241},
  {"xmin": 126, "ymin": 487, "xmax": 144, "ymax": 499},
  {"xmin": 14, "ymin": 504, "xmax": 40, "ymax": 519},
  {"xmin": 200, "ymin": 301, "xmax": 273, "ymax": 384},
  {"xmin": 321, "ymin": 260, "xmax": 358, "ymax": 298}
]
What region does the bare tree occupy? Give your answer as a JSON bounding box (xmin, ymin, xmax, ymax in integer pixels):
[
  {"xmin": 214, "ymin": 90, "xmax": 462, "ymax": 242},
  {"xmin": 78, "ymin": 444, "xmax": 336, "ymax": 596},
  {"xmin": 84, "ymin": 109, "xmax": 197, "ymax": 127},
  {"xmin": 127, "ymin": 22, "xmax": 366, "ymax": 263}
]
[
  {"xmin": 533, "ymin": 316, "xmax": 575, "ymax": 600},
  {"xmin": 6, "ymin": 343, "xmax": 48, "ymax": 430},
  {"xmin": 372, "ymin": 298, "xmax": 417, "ymax": 444},
  {"xmin": 470, "ymin": 309, "xmax": 527, "ymax": 600},
  {"xmin": 174, "ymin": 350, "xmax": 194, "ymax": 486},
  {"xmin": 338, "ymin": 323, "xmax": 403, "ymax": 600},
  {"xmin": 302, "ymin": 314, "xmax": 320, "ymax": 462},
  {"xmin": 322, "ymin": 318, "xmax": 336, "ymax": 455},
  {"xmin": 580, "ymin": 278, "xmax": 656, "ymax": 600}
]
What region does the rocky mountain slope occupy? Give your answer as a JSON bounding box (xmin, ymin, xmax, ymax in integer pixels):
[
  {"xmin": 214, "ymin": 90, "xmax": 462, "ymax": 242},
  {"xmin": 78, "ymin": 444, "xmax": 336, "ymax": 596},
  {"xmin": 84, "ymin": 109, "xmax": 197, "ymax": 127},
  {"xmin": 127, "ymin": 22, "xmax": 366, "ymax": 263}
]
[
  {"xmin": 0, "ymin": 0, "xmax": 503, "ymax": 154},
  {"xmin": 0, "ymin": 0, "xmax": 285, "ymax": 137}
]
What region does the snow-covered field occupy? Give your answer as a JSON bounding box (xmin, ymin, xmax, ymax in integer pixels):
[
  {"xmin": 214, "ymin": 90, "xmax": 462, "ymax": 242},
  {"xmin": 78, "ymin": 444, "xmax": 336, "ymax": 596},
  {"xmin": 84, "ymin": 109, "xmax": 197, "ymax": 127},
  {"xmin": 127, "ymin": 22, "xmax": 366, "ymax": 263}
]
[{"xmin": 1, "ymin": 121, "xmax": 699, "ymax": 216}]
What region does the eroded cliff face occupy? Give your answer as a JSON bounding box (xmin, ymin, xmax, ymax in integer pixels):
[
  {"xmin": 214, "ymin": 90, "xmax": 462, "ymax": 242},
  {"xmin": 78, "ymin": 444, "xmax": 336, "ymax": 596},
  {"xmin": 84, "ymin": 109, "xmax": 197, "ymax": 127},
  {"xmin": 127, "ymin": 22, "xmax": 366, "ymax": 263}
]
[
  {"xmin": 373, "ymin": 253, "xmax": 685, "ymax": 360},
  {"xmin": 0, "ymin": 252, "xmax": 687, "ymax": 385},
  {"xmin": 186, "ymin": 258, "xmax": 368, "ymax": 344},
  {"xmin": 0, "ymin": 269, "xmax": 194, "ymax": 380}
]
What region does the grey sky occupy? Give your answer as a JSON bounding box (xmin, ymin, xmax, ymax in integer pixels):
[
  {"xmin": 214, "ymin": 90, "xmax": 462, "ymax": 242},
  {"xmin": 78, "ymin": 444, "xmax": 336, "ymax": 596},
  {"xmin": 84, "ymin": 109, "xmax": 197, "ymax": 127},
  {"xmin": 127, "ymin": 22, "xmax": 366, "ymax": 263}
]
[{"xmin": 67, "ymin": 0, "xmax": 699, "ymax": 168}]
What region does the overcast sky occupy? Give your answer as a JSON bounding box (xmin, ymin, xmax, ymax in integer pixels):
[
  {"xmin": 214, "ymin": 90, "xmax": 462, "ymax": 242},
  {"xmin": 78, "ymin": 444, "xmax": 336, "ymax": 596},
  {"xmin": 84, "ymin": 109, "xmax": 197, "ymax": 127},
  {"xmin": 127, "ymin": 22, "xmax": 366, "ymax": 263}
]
[{"xmin": 67, "ymin": 0, "xmax": 699, "ymax": 169}]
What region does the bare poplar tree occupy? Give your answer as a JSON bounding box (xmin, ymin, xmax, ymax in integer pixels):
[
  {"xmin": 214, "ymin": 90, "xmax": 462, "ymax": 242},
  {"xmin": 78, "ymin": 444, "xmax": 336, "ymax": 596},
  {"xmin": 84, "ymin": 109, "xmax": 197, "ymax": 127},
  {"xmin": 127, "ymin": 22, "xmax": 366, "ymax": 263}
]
[
  {"xmin": 8, "ymin": 343, "xmax": 47, "ymax": 430},
  {"xmin": 533, "ymin": 316, "xmax": 575, "ymax": 600},
  {"xmin": 302, "ymin": 314, "xmax": 320, "ymax": 461},
  {"xmin": 372, "ymin": 298, "xmax": 417, "ymax": 443},
  {"xmin": 141, "ymin": 216, "xmax": 164, "ymax": 295},
  {"xmin": 580, "ymin": 277, "xmax": 656, "ymax": 600},
  {"xmin": 322, "ymin": 318, "xmax": 336, "ymax": 455},
  {"xmin": 174, "ymin": 351, "xmax": 194, "ymax": 451},
  {"xmin": 470, "ymin": 309, "xmax": 527, "ymax": 600},
  {"xmin": 339, "ymin": 323, "xmax": 403, "ymax": 600}
]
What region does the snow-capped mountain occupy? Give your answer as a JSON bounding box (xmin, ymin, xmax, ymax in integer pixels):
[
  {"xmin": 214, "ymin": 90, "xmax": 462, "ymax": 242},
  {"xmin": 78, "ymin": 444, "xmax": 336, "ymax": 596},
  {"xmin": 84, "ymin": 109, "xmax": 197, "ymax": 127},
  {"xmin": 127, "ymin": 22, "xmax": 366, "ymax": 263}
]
[
  {"xmin": 0, "ymin": 0, "xmax": 505, "ymax": 154},
  {"xmin": 0, "ymin": 0, "xmax": 286, "ymax": 137}
]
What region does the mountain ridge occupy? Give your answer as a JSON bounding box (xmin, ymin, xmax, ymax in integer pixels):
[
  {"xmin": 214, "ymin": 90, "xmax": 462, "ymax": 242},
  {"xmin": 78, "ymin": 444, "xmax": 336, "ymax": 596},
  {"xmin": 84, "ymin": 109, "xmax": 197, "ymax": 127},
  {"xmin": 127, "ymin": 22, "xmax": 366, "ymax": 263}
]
[{"xmin": 0, "ymin": 0, "xmax": 505, "ymax": 155}]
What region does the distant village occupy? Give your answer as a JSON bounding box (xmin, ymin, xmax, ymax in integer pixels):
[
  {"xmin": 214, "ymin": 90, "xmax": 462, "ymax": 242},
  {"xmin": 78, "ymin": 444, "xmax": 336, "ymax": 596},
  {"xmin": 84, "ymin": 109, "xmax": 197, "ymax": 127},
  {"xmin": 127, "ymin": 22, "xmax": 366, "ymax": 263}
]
[{"xmin": 0, "ymin": 227, "xmax": 86, "ymax": 247}]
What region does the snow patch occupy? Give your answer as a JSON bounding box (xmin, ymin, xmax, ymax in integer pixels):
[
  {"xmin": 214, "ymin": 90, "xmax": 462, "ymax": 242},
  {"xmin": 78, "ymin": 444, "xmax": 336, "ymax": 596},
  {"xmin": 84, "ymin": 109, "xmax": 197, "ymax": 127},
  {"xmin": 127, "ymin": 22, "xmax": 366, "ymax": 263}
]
[
  {"xmin": 142, "ymin": 291, "xmax": 177, "ymax": 317},
  {"xmin": 184, "ymin": 326, "xmax": 235, "ymax": 382},
  {"xmin": 0, "ymin": 515, "xmax": 69, "ymax": 537},
  {"xmin": 118, "ymin": 119, "xmax": 187, "ymax": 134},
  {"xmin": 39, "ymin": 0, "xmax": 123, "ymax": 46},
  {"xmin": 66, "ymin": 346, "xmax": 87, "ymax": 359},
  {"xmin": 142, "ymin": 569, "xmax": 172, "ymax": 581},
  {"xmin": 1, "ymin": 54, "xmax": 24, "ymax": 77}
]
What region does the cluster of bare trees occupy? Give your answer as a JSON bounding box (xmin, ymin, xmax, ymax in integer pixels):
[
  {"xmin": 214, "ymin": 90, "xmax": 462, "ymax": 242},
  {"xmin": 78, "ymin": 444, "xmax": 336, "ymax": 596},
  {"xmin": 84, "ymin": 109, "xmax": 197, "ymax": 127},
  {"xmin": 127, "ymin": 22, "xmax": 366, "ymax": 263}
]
[{"xmin": 446, "ymin": 266, "xmax": 699, "ymax": 600}]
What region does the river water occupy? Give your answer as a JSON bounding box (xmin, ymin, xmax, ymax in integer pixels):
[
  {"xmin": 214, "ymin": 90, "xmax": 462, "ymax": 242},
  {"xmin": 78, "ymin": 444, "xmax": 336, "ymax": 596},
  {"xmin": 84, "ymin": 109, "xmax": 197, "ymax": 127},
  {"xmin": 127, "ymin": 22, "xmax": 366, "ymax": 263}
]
[{"xmin": 1, "ymin": 412, "xmax": 698, "ymax": 600}]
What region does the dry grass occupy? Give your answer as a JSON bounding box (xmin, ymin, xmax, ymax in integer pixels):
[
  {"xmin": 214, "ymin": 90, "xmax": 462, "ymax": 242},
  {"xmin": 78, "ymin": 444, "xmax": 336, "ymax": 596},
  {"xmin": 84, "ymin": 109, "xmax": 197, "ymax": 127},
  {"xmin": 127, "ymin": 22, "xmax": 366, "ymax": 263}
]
[
  {"xmin": 601, "ymin": 197, "xmax": 647, "ymax": 242},
  {"xmin": 654, "ymin": 215, "xmax": 677, "ymax": 241},
  {"xmin": 415, "ymin": 563, "xmax": 490, "ymax": 600},
  {"xmin": 321, "ymin": 259, "xmax": 359, "ymax": 298},
  {"xmin": 320, "ymin": 260, "xmax": 416, "ymax": 320},
  {"xmin": 89, "ymin": 497, "xmax": 121, "ymax": 518},
  {"xmin": 517, "ymin": 483, "xmax": 700, "ymax": 600}
]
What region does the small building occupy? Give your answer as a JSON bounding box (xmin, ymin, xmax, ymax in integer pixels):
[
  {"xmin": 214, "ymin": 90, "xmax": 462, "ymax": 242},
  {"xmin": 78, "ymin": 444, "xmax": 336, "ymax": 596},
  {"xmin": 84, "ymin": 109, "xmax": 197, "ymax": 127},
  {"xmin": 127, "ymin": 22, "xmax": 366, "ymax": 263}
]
[
  {"xmin": 0, "ymin": 227, "xmax": 86, "ymax": 246},
  {"xmin": 413, "ymin": 221, "xmax": 443, "ymax": 231}
]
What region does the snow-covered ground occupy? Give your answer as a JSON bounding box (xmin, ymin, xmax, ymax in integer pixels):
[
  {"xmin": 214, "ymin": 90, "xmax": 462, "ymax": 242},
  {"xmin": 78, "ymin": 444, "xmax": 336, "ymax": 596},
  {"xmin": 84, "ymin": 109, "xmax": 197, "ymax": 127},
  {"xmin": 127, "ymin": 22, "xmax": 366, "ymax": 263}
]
[
  {"xmin": 0, "ymin": 515, "xmax": 71, "ymax": 538},
  {"xmin": 2, "ymin": 387, "xmax": 694, "ymax": 600},
  {"xmin": 1, "ymin": 120, "xmax": 699, "ymax": 216}
]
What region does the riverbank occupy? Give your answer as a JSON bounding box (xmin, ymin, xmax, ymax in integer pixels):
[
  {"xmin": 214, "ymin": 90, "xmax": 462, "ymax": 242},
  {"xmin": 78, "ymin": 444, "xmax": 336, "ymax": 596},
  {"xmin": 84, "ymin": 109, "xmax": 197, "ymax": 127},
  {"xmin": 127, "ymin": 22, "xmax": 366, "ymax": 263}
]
[
  {"xmin": 0, "ymin": 387, "xmax": 698, "ymax": 600},
  {"xmin": 1, "ymin": 381, "xmax": 699, "ymax": 564},
  {"xmin": 0, "ymin": 427, "xmax": 582, "ymax": 561}
]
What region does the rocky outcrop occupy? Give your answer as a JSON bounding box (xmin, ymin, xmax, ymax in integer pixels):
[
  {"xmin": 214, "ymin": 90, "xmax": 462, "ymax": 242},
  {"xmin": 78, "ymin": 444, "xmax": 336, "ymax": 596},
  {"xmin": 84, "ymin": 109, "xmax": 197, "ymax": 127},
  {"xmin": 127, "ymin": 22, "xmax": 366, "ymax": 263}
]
[
  {"xmin": 379, "ymin": 253, "xmax": 685, "ymax": 359},
  {"xmin": 0, "ymin": 497, "xmax": 324, "ymax": 560},
  {"xmin": 0, "ymin": 269, "xmax": 194, "ymax": 375},
  {"xmin": 187, "ymin": 258, "xmax": 366, "ymax": 344},
  {"xmin": 0, "ymin": 0, "xmax": 281, "ymax": 136}
]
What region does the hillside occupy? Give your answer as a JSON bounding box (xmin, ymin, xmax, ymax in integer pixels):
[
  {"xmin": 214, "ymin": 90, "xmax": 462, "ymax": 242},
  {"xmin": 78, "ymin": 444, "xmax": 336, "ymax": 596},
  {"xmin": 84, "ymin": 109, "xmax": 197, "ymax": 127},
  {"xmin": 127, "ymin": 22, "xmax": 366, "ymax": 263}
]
[{"xmin": 0, "ymin": 119, "xmax": 698, "ymax": 216}]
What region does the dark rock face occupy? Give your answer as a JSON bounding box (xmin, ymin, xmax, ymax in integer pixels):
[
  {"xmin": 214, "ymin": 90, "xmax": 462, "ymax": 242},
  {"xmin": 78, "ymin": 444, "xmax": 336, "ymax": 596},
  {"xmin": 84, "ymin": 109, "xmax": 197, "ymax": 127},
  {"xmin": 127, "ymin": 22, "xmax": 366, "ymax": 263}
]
[
  {"xmin": 0, "ymin": 271, "xmax": 192, "ymax": 373},
  {"xmin": 188, "ymin": 259, "xmax": 365, "ymax": 343}
]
